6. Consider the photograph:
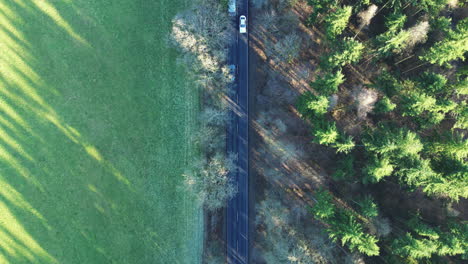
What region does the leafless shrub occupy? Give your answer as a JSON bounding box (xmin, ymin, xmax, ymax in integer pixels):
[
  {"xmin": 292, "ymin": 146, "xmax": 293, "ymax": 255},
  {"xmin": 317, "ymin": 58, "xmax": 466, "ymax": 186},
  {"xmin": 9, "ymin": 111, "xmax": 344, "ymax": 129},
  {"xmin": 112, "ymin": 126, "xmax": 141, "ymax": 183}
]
[
  {"xmin": 357, "ymin": 4, "xmax": 378, "ymax": 29},
  {"xmin": 201, "ymin": 107, "xmax": 229, "ymax": 127},
  {"xmin": 371, "ymin": 216, "xmax": 392, "ymax": 238},
  {"xmin": 265, "ymin": 33, "xmax": 302, "ymax": 64},
  {"xmin": 184, "ymin": 153, "xmax": 237, "ymax": 210},
  {"xmin": 352, "ymin": 86, "xmax": 378, "ymax": 120},
  {"xmin": 273, "ymin": 118, "xmax": 288, "ymax": 134},
  {"xmin": 405, "ymin": 21, "xmax": 430, "ymax": 49},
  {"xmin": 260, "ymin": 9, "xmax": 279, "ymax": 33},
  {"xmin": 448, "ymin": 0, "xmax": 459, "ymax": 8},
  {"xmin": 278, "ymin": 0, "xmax": 299, "ymax": 10},
  {"xmin": 344, "ymin": 253, "xmax": 366, "ymax": 264},
  {"xmin": 172, "ymin": 0, "xmax": 235, "ymax": 211},
  {"xmin": 329, "ymin": 94, "xmax": 339, "ymax": 110},
  {"xmin": 257, "ymin": 191, "xmax": 339, "ymax": 263},
  {"xmin": 252, "ymin": 0, "xmax": 269, "ymax": 8}
]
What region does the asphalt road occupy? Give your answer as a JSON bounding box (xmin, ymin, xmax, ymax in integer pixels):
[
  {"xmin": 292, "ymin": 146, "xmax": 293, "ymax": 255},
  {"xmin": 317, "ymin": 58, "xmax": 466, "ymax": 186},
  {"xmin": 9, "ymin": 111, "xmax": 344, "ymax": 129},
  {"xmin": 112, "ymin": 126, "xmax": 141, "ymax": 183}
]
[{"xmin": 226, "ymin": 0, "xmax": 249, "ymax": 263}]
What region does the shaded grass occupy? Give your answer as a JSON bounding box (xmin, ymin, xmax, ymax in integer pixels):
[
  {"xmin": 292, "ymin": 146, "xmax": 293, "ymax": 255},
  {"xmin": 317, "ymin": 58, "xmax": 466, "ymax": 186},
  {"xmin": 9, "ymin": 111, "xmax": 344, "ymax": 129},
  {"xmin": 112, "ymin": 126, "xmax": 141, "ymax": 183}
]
[{"xmin": 0, "ymin": 0, "xmax": 202, "ymax": 263}]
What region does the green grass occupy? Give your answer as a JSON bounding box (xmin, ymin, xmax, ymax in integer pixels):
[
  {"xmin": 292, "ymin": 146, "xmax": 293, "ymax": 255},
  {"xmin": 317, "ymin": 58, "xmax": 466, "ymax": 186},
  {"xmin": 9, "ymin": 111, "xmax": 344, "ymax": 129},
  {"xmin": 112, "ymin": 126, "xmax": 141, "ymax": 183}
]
[{"xmin": 0, "ymin": 0, "xmax": 202, "ymax": 263}]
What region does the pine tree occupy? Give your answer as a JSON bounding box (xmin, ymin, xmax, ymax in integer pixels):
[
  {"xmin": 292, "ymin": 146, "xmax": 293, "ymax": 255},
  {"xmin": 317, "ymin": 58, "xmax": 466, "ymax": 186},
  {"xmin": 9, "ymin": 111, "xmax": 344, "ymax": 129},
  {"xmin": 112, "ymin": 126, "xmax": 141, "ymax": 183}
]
[
  {"xmin": 407, "ymin": 214, "xmax": 440, "ymax": 240},
  {"xmin": 417, "ymin": 71, "xmax": 448, "ymax": 93},
  {"xmin": 421, "ymin": 18, "xmax": 468, "ymax": 67},
  {"xmin": 391, "ymin": 233, "xmax": 439, "ymax": 259},
  {"xmin": 313, "ymin": 121, "xmax": 340, "ymax": 146},
  {"xmin": 335, "ymin": 135, "xmax": 355, "ymax": 154},
  {"xmin": 364, "ymin": 127, "xmax": 423, "ymax": 158},
  {"xmin": 363, "ymin": 155, "xmax": 394, "ymax": 183},
  {"xmin": 321, "ymin": 38, "xmax": 365, "ymax": 69},
  {"xmin": 311, "ymin": 189, "xmax": 336, "ymax": 220},
  {"xmin": 401, "ymin": 91, "xmax": 437, "ymax": 117},
  {"xmin": 397, "ymin": 156, "xmax": 438, "ymax": 187},
  {"xmin": 358, "ymin": 195, "xmax": 379, "ymax": 218},
  {"xmin": 297, "ymin": 92, "xmax": 330, "ymax": 118},
  {"xmin": 333, "ymin": 155, "xmax": 355, "ymax": 181},
  {"xmin": 374, "ymin": 96, "xmax": 396, "ymax": 113},
  {"xmin": 310, "ymin": 69, "xmax": 345, "ymax": 95},
  {"xmin": 328, "ymin": 211, "xmax": 380, "ymax": 256},
  {"xmin": 325, "ymin": 6, "xmax": 353, "ymax": 39}
]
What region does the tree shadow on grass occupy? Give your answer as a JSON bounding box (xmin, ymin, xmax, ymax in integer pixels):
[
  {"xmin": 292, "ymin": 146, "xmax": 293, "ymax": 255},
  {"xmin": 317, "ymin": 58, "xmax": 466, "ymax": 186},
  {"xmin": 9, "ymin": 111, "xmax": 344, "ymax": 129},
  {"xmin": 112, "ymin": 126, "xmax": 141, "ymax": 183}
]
[{"xmin": 0, "ymin": 0, "xmax": 201, "ymax": 263}]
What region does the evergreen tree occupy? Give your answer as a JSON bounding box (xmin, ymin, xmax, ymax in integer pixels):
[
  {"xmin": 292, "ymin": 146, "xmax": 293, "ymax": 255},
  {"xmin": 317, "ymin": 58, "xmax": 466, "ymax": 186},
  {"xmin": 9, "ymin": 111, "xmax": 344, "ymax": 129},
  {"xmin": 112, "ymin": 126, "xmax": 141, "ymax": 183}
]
[
  {"xmin": 397, "ymin": 156, "xmax": 438, "ymax": 187},
  {"xmin": 321, "ymin": 38, "xmax": 365, "ymax": 69},
  {"xmin": 417, "ymin": 71, "xmax": 448, "ymax": 94},
  {"xmin": 372, "ymin": 70, "xmax": 404, "ymax": 97},
  {"xmin": 364, "ymin": 127, "xmax": 423, "ymax": 158},
  {"xmin": 310, "ymin": 69, "xmax": 345, "ymax": 95},
  {"xmin": 358, "ymin": 195, "xmax": 379, "ymax": 218},
  {"xmin": 407, "ymin": 214, "xmax": 440, "ymax": 240},
  {"xmin": 311, "ymin": 189, "xmax": 336, "ymax": 220},
  {"xmin": 391, "ymin": 233, "xmax": 439, "ymax": 259},
  {"xmin": 297, "ymin": 92, "xmax": 330, "ymax": 118},
  {"xmin": 333, "ymin": 155, "xmax": 355, "ymax": 181},
  {"xmin": 325, "ymin": 6, "xmax": 353, "ymax": 39},
  {"xmin": 363, "ymin": 155, "xmax": 394, "ymax": 183},
  {"xmin": 377, "ymin": 27, "xmax": 411, "ymax": 55},
  {"xmin": 421, "ymin": 18, "xmax": 468, "ymax": 67},
  {"xmin": 313, "ymin": 121, "xmax": 340, "ymax": 146},
  {"xmin": 374, "ymin": 96, "xmax": 396, "ymax": 113},
  {"xmin": 400, "ymin": 91, "xmax": 437, "ymax": 117},
  {"xmin": 328, "ymin": 211, "xmax": 380, "ymax": 256},
  {"xmin": 334, "ymin": 135, "xmax": 356, "ymax": 154}
]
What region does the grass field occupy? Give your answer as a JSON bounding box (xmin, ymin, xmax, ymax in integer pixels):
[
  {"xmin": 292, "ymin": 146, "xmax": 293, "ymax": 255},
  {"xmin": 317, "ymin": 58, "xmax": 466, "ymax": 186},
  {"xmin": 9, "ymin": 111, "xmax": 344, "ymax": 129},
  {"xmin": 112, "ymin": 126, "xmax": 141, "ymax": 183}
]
[{"xmin": 0, "ymin": 0, "xmax": 202, "ymax": 263}]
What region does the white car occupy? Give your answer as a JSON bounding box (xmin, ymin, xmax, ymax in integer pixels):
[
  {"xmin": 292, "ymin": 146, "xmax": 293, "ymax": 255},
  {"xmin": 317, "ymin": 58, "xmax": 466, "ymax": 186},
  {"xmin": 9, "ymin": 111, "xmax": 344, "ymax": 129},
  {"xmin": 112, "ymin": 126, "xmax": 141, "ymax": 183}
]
[{"xmin": 239, "ymin": 15, "xmax": 247, "ymax": 34}]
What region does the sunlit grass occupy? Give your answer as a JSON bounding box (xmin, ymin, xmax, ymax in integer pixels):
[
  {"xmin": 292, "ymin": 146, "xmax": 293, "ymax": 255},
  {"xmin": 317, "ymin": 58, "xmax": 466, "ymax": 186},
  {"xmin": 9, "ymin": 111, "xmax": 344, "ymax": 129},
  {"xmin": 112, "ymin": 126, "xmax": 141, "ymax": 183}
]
[{"xmin": 0, "ymin": 0, "xmax": 202, "ymax": 263}]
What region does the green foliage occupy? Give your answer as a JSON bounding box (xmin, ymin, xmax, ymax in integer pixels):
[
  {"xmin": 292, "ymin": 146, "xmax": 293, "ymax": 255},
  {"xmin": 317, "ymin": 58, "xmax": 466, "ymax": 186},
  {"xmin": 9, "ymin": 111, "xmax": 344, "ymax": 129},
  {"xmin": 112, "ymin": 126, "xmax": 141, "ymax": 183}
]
[
  {"xmin": 311, "ymin": 189, "xmax": 335, "ymax": 220},
  {"xmin": 392, "ymin": 220, "xmax": 468, "ymax": 259},
  {"xmin": 375, "ymin": 13, "xmax": 408, "ymax": 55},
  {"xmin": 321, "ymin": 38, "xmax": 364, "ymax": 70},
  {"xmin": 407, "ymin": 214, "xmax": 440, "ymax": 240},
  {"xmin": 333, "ymin": 155, "xmax": 355, "ymax": 180},
  {"xmin": 418, "ymin": 0, "xmax": 450, "ymax": 15},
  {"xmin": 423, "ymin": 170, "xmax": 468, "ymax": 201},
  {"xmin": 334, "ymin": 135, "xmax": 355, "ymax": 154},
  {"xmin": 307, "ymin": 0, "xmax": 338, "ymax": 13},
  {"xmin": 327, "ymin": 211, "xmax": 380, "ymax": 256},
  {"xmin": 421, "ymin": 18, "xmax": 468, "ymax": 67},
  {"xmin": 453, "ymin": 102, "xmax": 468, "ymax": 130},
  {"xmin": 437, "ymin": 222, "xmax": 468, "ymax": 256},
  {"xmin": 397, "ymin": 156, "xmax": 438, "ymax": 187},
  {"xmin": 311, "ymin": 69, "xmax": 345, "ymax": 95},
  {"xmin": 372, "ymin": 70, "xmax": 404, "ymax": 97},
  {"xmin": 374, "ymin": 96, "xmax": 396, "ymax": 113},
  {"xmin": 220, "ymin": 0, "xmax": 228, "ymax": 8},
  {"xmin": 417, "ymin": 71, "xmax": 448, "ymax": 94},
  {"xmin": 378, "ymin": 28, "xmax": 411, "ymax": 55},
  {"xmin": 364, "ymin": 127, "xmax": 423, "ymax": 158},
  {"xmin": 453, "ymin": 77, "xmax": 468, "ymax": 96},
  {"xmin": 358, "ymin": 195, "xmax": 379, "ymax": 218},
  {"xmin": 431, "ymin": 16, "xmax": 452, "ymax": 34},
  {"xmin": 391, "ymin": 233, "xmax": 439, "ymax": 259},
  {"xmin": 363, "ymin": 155, "xmax": 394, "ymax": 183},
  {"xmin": 400, "ymin": 91, "xmax": 437, "ymax": 116},
  {"xmin": 324, "ymin": 6, "xmax": 353, "ymax": 39},
  {"xmin": 297, "ymin": 92, "xmax": 330, "ymax": 118},
  {"xmin": 313, "ymin": 121, "xmax": 340, "ymax": 145},
  {"xmin": 430, "ymin": 133, "xmax": 468, "ymax": 161}
]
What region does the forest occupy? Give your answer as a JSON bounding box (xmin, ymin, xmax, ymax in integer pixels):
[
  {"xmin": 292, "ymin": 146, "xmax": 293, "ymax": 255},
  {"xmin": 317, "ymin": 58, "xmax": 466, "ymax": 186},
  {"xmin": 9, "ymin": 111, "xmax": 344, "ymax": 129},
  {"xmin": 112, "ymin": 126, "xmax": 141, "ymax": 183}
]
[{"xmin": 295, "ymin": 0, "xmax": 467, "ymax": 262}]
